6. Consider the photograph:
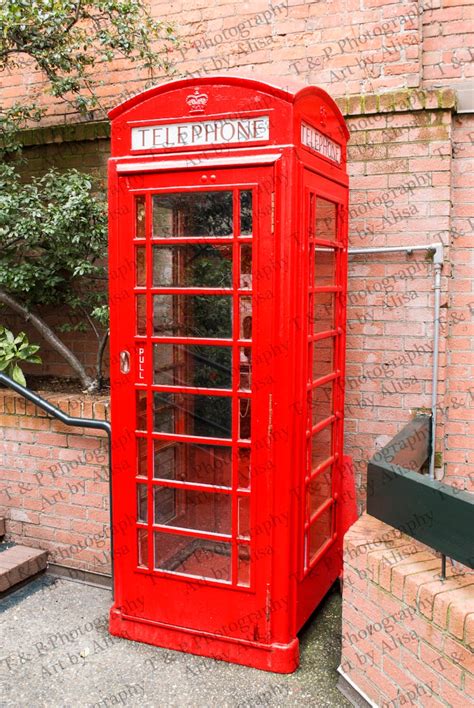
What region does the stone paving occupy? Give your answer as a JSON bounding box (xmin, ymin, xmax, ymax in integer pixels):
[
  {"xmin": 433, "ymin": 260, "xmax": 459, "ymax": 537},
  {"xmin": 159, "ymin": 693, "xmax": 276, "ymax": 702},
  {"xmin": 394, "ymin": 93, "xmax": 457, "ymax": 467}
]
[{"xmin": 0, "ymin": 575, "xmax": 350, "ymax": 707}]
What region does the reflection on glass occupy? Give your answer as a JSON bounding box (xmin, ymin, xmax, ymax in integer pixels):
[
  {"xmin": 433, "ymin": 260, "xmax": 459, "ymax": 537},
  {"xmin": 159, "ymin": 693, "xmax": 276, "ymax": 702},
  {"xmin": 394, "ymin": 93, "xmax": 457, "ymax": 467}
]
[
  {"xmin": 238, "ymin": 448, "xmax": 251, "ymax": 488},
  {"xmin": 240, "ymin": 244, "xmax": 252, "ymax": 289},
  {"xmin": 153, "ymin": 392, "xmax": 232, "ymax": 439},
  {"xmin": 153, "ymin": 192, "xmax": 233, "ymax": 238},
  {"xmin": 153, "ymin": 441, "xmax": 232, "ymax": 486},
  {"xmin": 239, "ymin": 398, "xmax": 251, "ymax": 440},
  {"xmin": 312, "ymin": 337, "xmax": 335, "ymax": 381},
  {"xmin": 135, "ymin": 196, "xmax": 146, "ymax": 239},
  {"xmin": 153, "ymin": 344, "xmax": 232, "ymax": 389},
  {"xmin": 136, "ymin": 294, "xmax": 146, "ymax": 336},
  {"xmin": 311, "ymin": 425, "xmax": 333, "ymax": 471},
  {"xmin": 238, "ymin": 496, "xmax": 250, "ymax": 539},
  {"xmin": 136, "ymin": 390, "xmax": 147, "ymax": 431},
  {"xmin": 137, "ymin": 528, "xmax": 148, "ymax": 567},
  {"xmin": 311, "ymin": 381, "xmax": 333, "ymax": 426},
  {"xmin": 153, "ymin": 244, "xmax": 233, "ymax": 288},
  {"xmin": 312, "ymin": 291, "xmax": 334, "ymax": 333},
  {"xmin": 315, "ymin": 198, "xmax": 337, "ymax": 242},
  {"xmin": 136, "ymin": 247, "xmax": 146, "ymax": 287},
  {"xmin": 137, "ymin": 437, "xmax": 147, "ymax": 478},
  {"xmin": 240, "ymin": 297, "xmax": 252, "ymax": 339},
  {"xmin": 154, "ymin": 533, "xmax": 231, "ymax": 582},
  {"xmin": 314, "ymin": 247, "xmax": 336, "ymax": 287},
  {"xmin": 307, "ymin": 468, "xmax": 332, "ymax": 518},
  {"xmin": 153, "ymin": 294, "xmax": 232, "ymax": 338},
  {"xmin": 238, "ymin": 544, "xmax": 251, "ymax": 587},
  {"xmin": 154, "ymin": 486, "xmax": 176, "ymax": 525},
  {"xmin": 239, "ymin": 347, "xmax": 252, "ymax": 390},
  {"xmin": 137, "ymin": 484, "xmax": 148, "ymax": 522},
  {"xmin": 308, "ymin": 506, "xmax": 332, "ymax": 561},
  {"xmin": 240, "ymin": 191, "xmax": 252, "ymax": 235},
  {"xmin": 153, "ymin": 487, "xmax": 231, "ymax": 534}
]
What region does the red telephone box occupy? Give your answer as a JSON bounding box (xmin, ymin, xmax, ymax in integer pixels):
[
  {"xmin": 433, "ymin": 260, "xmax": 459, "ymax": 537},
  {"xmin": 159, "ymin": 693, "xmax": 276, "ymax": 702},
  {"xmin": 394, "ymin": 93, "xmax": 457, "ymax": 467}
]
[{"xmin": 108, "ymin": 76, "xmax": 351, "ymax": 673}]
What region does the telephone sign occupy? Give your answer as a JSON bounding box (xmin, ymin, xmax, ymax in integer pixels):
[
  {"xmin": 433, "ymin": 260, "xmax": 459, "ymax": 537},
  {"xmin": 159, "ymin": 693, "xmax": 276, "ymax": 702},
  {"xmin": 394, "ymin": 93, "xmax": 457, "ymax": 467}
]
[{"xmin": 108, "ymin": 76, "xmax": 353, "ymax": 673}]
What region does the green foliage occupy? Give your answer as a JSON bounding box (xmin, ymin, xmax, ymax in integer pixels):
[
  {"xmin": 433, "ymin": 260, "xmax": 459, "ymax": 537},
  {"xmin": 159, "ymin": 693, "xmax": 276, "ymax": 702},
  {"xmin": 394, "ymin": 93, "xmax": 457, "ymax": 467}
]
[
  {"xmin": 0, "ymin": 325, "xmax": 42, "ymax": 386},
  {"xmin": 0, "ymin": 0, "xmax": 177, "ymax": 150},
  {"xmin": 0, "ymin": 163, "xmax": 108, "ymax": 326}
]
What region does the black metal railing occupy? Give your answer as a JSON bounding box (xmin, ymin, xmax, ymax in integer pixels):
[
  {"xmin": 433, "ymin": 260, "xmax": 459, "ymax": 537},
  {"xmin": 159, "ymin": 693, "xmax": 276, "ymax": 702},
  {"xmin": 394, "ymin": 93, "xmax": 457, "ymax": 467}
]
[
  {"xmin": 0, "ymin": 372, "xmax": 114, "ymax": 595},
  {"xmin": 366, "ymin": 415, "xmax": 474, "ymax": 577}
]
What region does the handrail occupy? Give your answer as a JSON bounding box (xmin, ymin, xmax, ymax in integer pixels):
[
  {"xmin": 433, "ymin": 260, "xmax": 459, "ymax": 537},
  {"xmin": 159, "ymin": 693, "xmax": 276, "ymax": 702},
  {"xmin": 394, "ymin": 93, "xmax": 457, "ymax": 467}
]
[{"xmin": 0, "ymin": 372, "xmax": 114, "ymax": 596}]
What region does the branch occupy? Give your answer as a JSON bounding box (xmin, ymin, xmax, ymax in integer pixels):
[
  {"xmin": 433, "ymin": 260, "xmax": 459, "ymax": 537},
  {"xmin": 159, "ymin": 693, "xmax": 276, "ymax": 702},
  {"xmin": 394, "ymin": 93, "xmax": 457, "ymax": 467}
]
[
  {"xmin": 96, "ymin": 328, "xmax": 109, "ymax": 391},
  {"xmin": 0, "ymin": 288, "xmax": 96, "ymax": 392}
]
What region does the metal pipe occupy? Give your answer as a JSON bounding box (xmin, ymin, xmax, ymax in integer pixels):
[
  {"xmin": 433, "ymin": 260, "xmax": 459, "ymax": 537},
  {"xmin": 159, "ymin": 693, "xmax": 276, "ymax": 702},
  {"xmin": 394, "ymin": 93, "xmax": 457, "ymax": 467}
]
[
  {"xmin": 348, "ymin": 242, "xmax": 444, "ymax": 479},
  {"xmin": 441, "ymin": 554, "xmax": 447, "ymax": 580},
  {"xmin": 0, "ymin": 372, "xmax": 114, "ymax": 596}
]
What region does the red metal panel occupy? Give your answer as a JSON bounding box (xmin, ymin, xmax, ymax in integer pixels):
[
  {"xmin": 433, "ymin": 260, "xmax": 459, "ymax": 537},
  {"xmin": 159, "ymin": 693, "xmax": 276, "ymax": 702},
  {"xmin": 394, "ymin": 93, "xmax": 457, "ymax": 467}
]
[{"xmin": 108, "ymin": 76, "xmax": 349, "ymax": 673}]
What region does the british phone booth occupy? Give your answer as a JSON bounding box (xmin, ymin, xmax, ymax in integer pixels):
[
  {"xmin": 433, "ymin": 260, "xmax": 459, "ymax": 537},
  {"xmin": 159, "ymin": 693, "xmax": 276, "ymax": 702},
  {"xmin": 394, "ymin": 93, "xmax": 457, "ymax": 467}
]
[{"xmin": 108, "ymin": 76, "xmax": 351, "ymax": 673}]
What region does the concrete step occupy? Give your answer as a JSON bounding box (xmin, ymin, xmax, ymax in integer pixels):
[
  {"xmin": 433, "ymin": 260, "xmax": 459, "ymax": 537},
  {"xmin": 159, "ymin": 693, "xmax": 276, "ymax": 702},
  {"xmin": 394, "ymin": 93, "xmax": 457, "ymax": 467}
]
[{"xmin": 0, "ymin": 544, "xmax": 48, "ymax": 593}]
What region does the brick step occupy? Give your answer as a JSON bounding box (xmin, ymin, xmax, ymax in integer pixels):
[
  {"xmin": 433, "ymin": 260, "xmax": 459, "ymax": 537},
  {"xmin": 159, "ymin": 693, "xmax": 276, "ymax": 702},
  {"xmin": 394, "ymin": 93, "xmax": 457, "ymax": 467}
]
[{"xmin": 0, "ymin": 544, "xmax": 48, "ymax": 593}]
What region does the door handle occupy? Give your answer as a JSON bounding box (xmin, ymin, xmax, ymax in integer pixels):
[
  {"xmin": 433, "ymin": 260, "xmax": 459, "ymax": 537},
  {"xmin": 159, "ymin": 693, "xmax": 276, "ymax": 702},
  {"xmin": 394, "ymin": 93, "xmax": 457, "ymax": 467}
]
[{"xmin": 120, "ymin": 350, "xmax": 130, "ymax": 374}]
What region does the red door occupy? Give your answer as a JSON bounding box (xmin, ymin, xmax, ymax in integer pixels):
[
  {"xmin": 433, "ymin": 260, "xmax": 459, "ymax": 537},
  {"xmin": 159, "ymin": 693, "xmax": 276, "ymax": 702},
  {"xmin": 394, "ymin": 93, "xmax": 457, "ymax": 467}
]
[
  {"xmin": 296, "ymin": 168, "xmax": 348, "ymax": 627},
  {"xmin": 109, "ymin": 164, "xmax": 276, "ymax": 645}
]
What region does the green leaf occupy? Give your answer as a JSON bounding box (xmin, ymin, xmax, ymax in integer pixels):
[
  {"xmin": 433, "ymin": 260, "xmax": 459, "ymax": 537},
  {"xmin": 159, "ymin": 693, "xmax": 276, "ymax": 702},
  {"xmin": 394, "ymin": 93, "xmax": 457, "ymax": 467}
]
[{"xmin": 11, "ymin": 363, "xmax": 26, "ymax": 387}]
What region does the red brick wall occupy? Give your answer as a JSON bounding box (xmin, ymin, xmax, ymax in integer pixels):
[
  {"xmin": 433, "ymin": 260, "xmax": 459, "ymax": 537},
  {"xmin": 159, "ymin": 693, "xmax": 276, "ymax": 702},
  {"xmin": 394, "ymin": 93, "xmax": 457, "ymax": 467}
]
[
  {"xmin": 0, "ymin": 390, "xmax": 111, "ymax": 575},
  {"xmin": 341, "ymin": 514, "xmax": 474, "ymax": 707},
  {"xmin": 1, "ymin": 1, "xmax": 473, "ymax": 566}
]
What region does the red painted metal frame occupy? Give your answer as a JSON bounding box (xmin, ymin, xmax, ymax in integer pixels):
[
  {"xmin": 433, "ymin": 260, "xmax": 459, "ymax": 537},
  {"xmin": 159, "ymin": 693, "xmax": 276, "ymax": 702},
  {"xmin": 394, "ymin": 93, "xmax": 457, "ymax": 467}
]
[{"xmin": 108, "ymin": 76, "xmax": 349, "ymax": 673}]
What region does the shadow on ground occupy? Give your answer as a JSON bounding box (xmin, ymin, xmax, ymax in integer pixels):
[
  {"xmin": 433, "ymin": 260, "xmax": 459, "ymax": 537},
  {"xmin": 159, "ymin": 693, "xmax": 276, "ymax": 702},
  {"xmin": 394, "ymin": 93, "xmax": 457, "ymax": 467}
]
[{"xmin": 0, "ymin": 575, "xmax": 350, "ymax": 707}]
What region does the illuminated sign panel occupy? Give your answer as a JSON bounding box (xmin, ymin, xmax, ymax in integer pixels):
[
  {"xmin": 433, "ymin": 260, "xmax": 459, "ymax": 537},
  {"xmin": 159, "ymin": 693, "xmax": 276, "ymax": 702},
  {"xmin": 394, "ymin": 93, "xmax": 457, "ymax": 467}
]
[
  {"xmin": 131, "ymin": 116, "xmax": 270, "ymax": 150},
  {"xmin": 301, "ymin": 122, "xmax": 341, "ymax": 164}
]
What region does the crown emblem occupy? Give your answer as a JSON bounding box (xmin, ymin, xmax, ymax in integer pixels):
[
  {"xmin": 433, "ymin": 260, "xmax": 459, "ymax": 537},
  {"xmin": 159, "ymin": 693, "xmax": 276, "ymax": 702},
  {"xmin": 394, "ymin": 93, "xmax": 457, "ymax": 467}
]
[{"xmin": 186, "ymin": 88, "xmax": 208, "ymax": 113}]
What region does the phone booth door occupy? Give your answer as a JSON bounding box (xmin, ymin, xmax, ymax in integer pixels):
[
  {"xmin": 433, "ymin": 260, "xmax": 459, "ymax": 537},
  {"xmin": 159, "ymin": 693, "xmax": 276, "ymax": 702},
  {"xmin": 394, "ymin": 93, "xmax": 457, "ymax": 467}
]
[{"xmin": 110, "ymin": 164, "xmax": 276, "ymax": 653}]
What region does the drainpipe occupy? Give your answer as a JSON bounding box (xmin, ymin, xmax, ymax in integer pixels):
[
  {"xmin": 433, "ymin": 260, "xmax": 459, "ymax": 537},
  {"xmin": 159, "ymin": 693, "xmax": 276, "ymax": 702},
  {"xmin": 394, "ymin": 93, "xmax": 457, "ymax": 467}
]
[{"xmin": 348, "ymin": 242, "xmax": 444, "ymax": 479}]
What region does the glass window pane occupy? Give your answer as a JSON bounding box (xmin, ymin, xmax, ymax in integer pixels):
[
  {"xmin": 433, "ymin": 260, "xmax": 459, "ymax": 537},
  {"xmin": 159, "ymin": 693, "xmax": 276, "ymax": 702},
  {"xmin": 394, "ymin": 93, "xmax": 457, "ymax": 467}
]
[
  {"xmin": 312, "ymin": 337, "xmax": 335, "ymax": 380},
  {"xmin": 135, "ymin": 196, "xmax": 146, "ymax": 239},
  {"xmin": 238, "ymin": 448, "xmax": 251, "ymax": 489},
  {"xmin": 238, "ymin": 496, "xmax": 250, "ymax": 539},
  {"xmin": 153, "ymin": 344, "xmax": 232, "ymax": 389},
  {"xmin": 153, "ymin": 392, "xmax": 232, "ymax": 439},
  {"xmin": 240, "ymin": 191, "xmax": 252, "ymax": 235},
  {"xmin": 239, "ymin": 347, "xmax": 252, "ymax": 390},
  {"xmin": 315, "ymin": 198, "xmax": 337, "ymax": 242},
  {"xmin": 153, "ymin": 294, "xmax": 232, "ymax": 338},
  {"xmin": 312, "ymin": 291, "xmax": 335, "ymax": 333},
  {"xmin": 307, "ymin": 468, "xmax": 332, "ymax": 518},
  {"xmin": 154, "ymin": 486, "xmax": 176, "ymax": 525},
  {"xmin": 137, "ymin": 484, "xmax": 148, "ymax": 523},
  {"xmin": 311, "ymin": 425, "xmax": 333, "ymax": 471},
  {"xmin": 136, "ymin": 247, "xmax": 146, "ymax": 287},
  {"xmin": 137, "ymin": 437, "xmax": 147, "ymax": 478},
  {"xmin": 309, "ymin": 506, "xmax": 333, "ymax": 562},
  {"xmin": 240, "ymin": 297, "xmax": 252, "ymax": 339},
  {"xmin": 314, "ymin": 247, "xmax": 336, "ymax": 287},
  {"xmin": 153, "ymin": 191, "xmax": 233, "ymax": 238},
  {"xmin": 136, "ymin": 294, "xmax": 147, "ymax": 336},
  {"xmin": 137, "ymin": 529, "xmax": 148, "ymax": 567},
  {"xmin": 154, "ymin": 487, "xmax": 231, "ymax": 534},
  {"xmin": 136, "ymin": 390, "xmax": 147, "ymax": 431},
  {"xmin": 152, "ymin": 244, "xmax": 233, "ymax": 288},
  {"xmin": 239, "ymin": 398, "xmax": 251, "ymax": 440},
  {"xmin": 238, "ymin": 544, "xmax": 251, "ymax": 587},
  {"xmin": 311, "ymin": 381, "xmax": 333, "ymax": 427},
  {"xmin": 154, "ymin": 533, "xmax": 231, "ymax": 582},
  {"xmin": 153, "ymin": 441, "xmax": 232, "ymax": 487},
  {"xmin": 240, "ymin": 244, "xmax": 252, "ymax": 289}
]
